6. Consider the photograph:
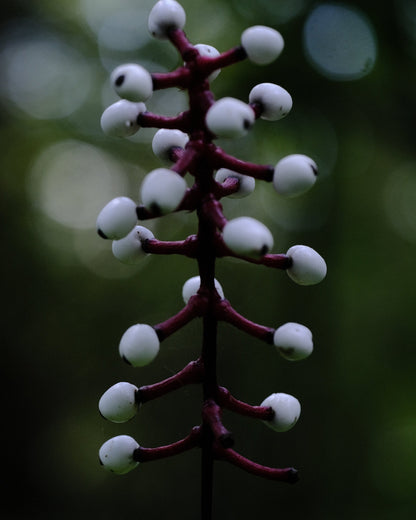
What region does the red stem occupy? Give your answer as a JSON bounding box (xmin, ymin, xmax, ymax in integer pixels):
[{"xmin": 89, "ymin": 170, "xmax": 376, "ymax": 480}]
[
  {"xmin": 138, "ymin": 111, "xmax": 191, "ymax": 132},
  {"xmin": 212, "ymin": 148, "xmax": 274, "ymax": 181},
  {"xmin": 138, "ymin": 359, "xmax": 204, "ymax": 403},
  {"xmin": 214, "ymin": 445, "xmax": 299, "ymax": 483},
  {"xmin": 142, "ymin": 235, "xmax": 198, "ymax": 257},
  {"xmin": 215, "ymin": 299, "xmax": 275, "ymax": 343},
  {"xmin": 217, "ymin": 387, "xmax": 273, "ymax": 420},
  {"xmin": 202, "ymin": 399, "xmax": 234, "ymax": 448},
  {"xmin": 198, "ymin": 46, "xmax": 247, "ymax": 74},
  {"xmin": 134, "ymin": 426, "xmax": 202, "ymax": 462},
  {"xmin": 152, "ymin": 68, "xmax": 192, "ymax": 89},
  {"xmin": 168, "ymin": 29, "xmax": 198, "ymax": 61},
  {"xmin": 154, "ymin": 295, "xmax": 207, "ymax": 340}
]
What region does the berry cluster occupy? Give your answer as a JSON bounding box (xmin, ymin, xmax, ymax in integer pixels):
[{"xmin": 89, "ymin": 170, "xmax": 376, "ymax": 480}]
[{"xmin": 97, "ymin": 0, "xmax": 326, "ymax": 513}]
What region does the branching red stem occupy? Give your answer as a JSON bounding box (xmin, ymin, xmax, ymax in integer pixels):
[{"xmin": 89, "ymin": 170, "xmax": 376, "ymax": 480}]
[
  {"xmin": 138, "ymin": 359, "xmax": 204, "ymax": 404},
  {"xmin": 214, "ymin": 445, "xmax": 299, "ymax": 483},
  {"xmin": 154, "ymin": 295, "xmax": 208, "ymax": 341},
  {"xmin": 134, "ymin": 426, "xmax": 202, "ymax": 462},
  {"xmin": 142, "ymin": 235, "xmax": 198, "ymax": 257},
  {"xmin": 215, "ymin": 299, "xmax": 275, "ymax": 343},
  {"xmin": 202, "ymin": 399, "xmax": 234, "ymax": 448},
  {"xmin": 138, "ymin": 111, "xmax": 191, "ymax": 132},
  {"xmin": 217, "ymin": 387, "xmax": 274, "ymax": 420},
  {"xmin": 211, "ymin": 148, "xmax": 274, "ymax": 181}
]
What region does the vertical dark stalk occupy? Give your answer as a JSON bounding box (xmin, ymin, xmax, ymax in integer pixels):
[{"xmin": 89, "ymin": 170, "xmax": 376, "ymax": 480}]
[{"xmin": 196, "ymin": 173, "xmax": 219, "ymax": 520}]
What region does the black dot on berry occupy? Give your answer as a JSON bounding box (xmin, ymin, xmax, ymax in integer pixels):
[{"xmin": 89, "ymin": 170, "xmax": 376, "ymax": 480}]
[
  {"xmin": 243, "ymin": 119, "xmax": 252, "ymax": 130},
  {"xmin": 311, "ymin": 165, "xmax": 318, "ymax": 176},
  {"xmin": 122, "ymin": 355, "xmax": 132, "ymax": 366},
  {"xmin": 150, "ymin": 202, "xmax": 161, "ymax": 216},
  {"xmin": 115, "ymin": 74, "xmax": 125, "ymax": 87},
  {"xmin": 97, "ymin": 228, "xmax": 108, "ymax": 239},
  {"xmin": 260, "ymin": 245, "xmax": 269, "ymax": 256}
]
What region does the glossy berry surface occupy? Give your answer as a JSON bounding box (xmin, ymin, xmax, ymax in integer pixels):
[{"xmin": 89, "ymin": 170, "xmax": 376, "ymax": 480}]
[
  {"xmin": 99, "ymin": 435, "xmax": 139, "ymax": 474},
  {"xmin": 152, "ymin": 129, "xmax": 189, "ymax": 162},
  {"xmin": 273, "ymin": 154, "xmax": 318, "ymax": 197},
  {"xmin": 148, "ymin": 0, "xmax": 186, "ymax": 39},
  {"xmin": 112, "ymin": 226, "xmax": 154, "ymax": 264},
  {"xmin": 274, "ymin": 322, "xmax": 313, "ymax": 361},
  {"xmin": 261, "ymin": 393, "xmax": 301, "ymax": 432},
  {"xmin": 286, "ymin": 245, "xmax": 327, "ymax": 286},
  {"xmin": 99, "ymin": 382, "xmax": 139, "ymax": 423},
  {"xmin": 119, "ymin": 324, "xmax": 160, "ymax": 367},
  {"xmin": 111, "ymin": 63, "xmax": 153, "ymax": 102},
  {"xmin": 96, "ymin": 197, "xmax": 137, "ymax": 240},
  {"xmin": 222, "ymin": 217, "xmax": 274, "ymax": 257},
  {"xmin": 249, "ymin": 83, "xmax": 292, "ymax": 121},
  {"xmin": 241, "ymin": 25, "xmax": 284, "ymax": 65},
  {"xmin": 205, "ymin": 97, "xmax": 255, "ymax": 138},
  {"xmin": 182, "ymin": 276, "xmax": 224, "ymax": 303},
  {"xmin": 140, "ymin": 168, "xmax": 187, "ymax": 214},
  {"xmin": 100, "ymin": 100, "xmax": 146, "ymax": 137}
]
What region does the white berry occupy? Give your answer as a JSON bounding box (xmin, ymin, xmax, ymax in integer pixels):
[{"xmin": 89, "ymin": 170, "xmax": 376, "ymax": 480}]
[
  {"xmin": 241, "ymin": 26, "xmax": 284, "ymax": 65},
  {"xmin": 148, "ymin": 0, "xmax": 186, "ymax": 39},
  {"xmin": 96, "ymin": 197, "xmax": 137, "ymax": 240},
  {"xmin": 249, "ymin": 83, "xmax": 292, "ymax": 121},
  {"xmin": 99, "ymin": 382, "xmax": 139, "ymax": 423},
  {"xmin": 215, "ymin": 168, "xmax": 255, "ymax": 198},
  {"xmin": 222, "ymin": 217, "xmax": 273, "ymax": 258},
  {"xmin": 273, "ymin": 154, "xmax": 318, "ymax": 197},
  {"xmin": 100, "ymin": 100, "xmax": 146, "ymax": 138},
  {"xmin": 111, "ymin": 63, "xmax": 153, "ymax": 102},
  {"xmin": 140, "ymin": 168, "xmax": 187, "ymax": 214},
  {"xmin": 112, "ymin": 225, "xmax": 154, "ymax": 264},
  {"xmin": 152, "ymin": 129, "xmax": 189, "ymax": 162},
  {"xmin": 182, "ymin": 276, "xmax": 224, "ymax": 304},
  {"xmin": 261, "ymin": 393, "xmax": 301, "ymax": 432},
  {"xmin": 119, "ymin": 324, "xmax": 160, "ymax": 367},
  {"xmin": 205, "ymin": 97, "xmax": 255, "ymax": 138},
  {"xmin": 99, "ymin": 435, "xmax": 139, "ymax": 474},
  {"xmin": 286, "ymin": 245, "xmax": 327, "ymax": 285},
  {"xmin": 274, "ymin": 323, "xmax": 313, "ymax": 361},
  {"xmin": 195, "ymin": 43, "xmax": 221, "ymax": 81}
]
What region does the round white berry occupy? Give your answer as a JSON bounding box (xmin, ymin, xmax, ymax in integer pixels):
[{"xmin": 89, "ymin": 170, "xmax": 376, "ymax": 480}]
[
  {"xmin": 100, "ymin": 100, "xmax": 146, "ymax": 138},
  {"xmin": 195, "ymin": 43, "xmax": 221, "ymax": 81},
  {"xmin": 119, "ymin": 324, "xmax": 160, "ymax": 367},
  {"xmin": 215, "ymin": 168, "xmax": 255, "ymax": 198},
  {"xmin": 261, "ymin": 393, "xmax": 301, "ymax": 432},
  {"xmin": 111, "ymin": 64, "xmax": 153, "ymax": 102},
  {"xmin": 96, "ymin": 197, "xmax": 137, "ymax": 240},
  {"xmin": 99, "ymin": 382, "xmax": 139, "ymax": 423},
  {"xmin": 140, "ymin": 168, "xmax": 187, "ymax": 215},
  {"xmin": 249, "ymin": 83, "xmax": 292, "ymax": 121},
  {"xmin": 241, "ymin": 26, "xmax": 284, "ymax": 65},
  {"xmin": 205, "ymin": 97, "xmax": 255, "ymax": 139},
  {"xmin": 222, "ymin": 217, "xmax": 274, "ymax": 258},
  {"xmin": 273, "ymin": 154, "xmax": 318, "ymax": 197},
  {"xmin": 99, "ymin": 435, "xmax": 139, "ymax": 474},
  {"xmin": 286, "ymin": 245, "xmax": 327, "ymax": 285},
  {"xmin": 152, "ymin": 129, "xmax": 189, "ymax": 162},
  {"xmin": 182, "ymin": 275, "xmax": 225, "ymax": 304},
  {"xmin": 112, "ymin": 225, "xmax": 154, "ymax": 264},
  {"xmin": 148, "ymin": 0, "xmax": 186, "ymax": 39},
  {"xmin": 274, "ymin": 322, "xmax": 313, "ymax": 361}
]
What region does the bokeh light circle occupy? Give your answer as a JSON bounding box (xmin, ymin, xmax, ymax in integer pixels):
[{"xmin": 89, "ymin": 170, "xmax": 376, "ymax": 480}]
[
  {"xmin": 0, "ymin": 26, "xmax": 92, "ymax": 119},
  {"xmin": 303, "ymin": 3, "xmax": 377, "ymax": 81},
  {"xmin": 28, "ymin": 140, "xmax": 132, "ymax": 230}
]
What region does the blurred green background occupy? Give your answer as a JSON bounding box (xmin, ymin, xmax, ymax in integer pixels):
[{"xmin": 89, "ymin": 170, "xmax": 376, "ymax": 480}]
[{"xmin": 1, "ymin": 0, "xmax": 416, "ymax": 518}]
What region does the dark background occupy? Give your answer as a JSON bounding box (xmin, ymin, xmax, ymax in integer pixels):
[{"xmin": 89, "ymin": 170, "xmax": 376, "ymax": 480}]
[{"xmin": 1, "ymin": 0, "xmax": 416, "ymax": 518}]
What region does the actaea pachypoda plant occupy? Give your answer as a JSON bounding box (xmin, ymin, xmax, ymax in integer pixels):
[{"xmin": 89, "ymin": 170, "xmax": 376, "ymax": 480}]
[{"xmin": 96, "ymin": 1, "xmax": 326, "ymax": 518}]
